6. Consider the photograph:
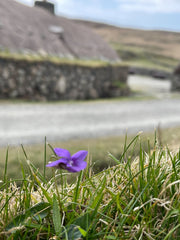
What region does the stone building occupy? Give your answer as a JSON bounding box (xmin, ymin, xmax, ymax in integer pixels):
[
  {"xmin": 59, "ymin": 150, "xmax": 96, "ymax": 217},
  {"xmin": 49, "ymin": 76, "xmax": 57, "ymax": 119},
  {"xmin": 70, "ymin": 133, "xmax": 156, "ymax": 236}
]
[
  {"xmin": 0, "ymin": 0, "xmax": 119, "ymax": 62},
  {"xmin": 171, "ymin": 64, "xmax": 180, "ymax": 91},
  {"xmin": 0, "ymin": 0, "xmax": 129, "ymax": 100}
]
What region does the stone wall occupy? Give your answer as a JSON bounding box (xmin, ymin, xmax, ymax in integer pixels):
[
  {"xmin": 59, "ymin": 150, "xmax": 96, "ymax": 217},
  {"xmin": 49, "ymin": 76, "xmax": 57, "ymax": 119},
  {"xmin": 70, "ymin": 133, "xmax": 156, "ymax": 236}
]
[
  {"xmin": 0, "ymin": 57, "xmax": 129, "ymax": 100},
  {"xmin": 129, "ymin": 66, "xmax": 172, "ymax": 79},
  {"xmin": 171, "ymin": 64, "xmax": 180, "ymax": 91}
]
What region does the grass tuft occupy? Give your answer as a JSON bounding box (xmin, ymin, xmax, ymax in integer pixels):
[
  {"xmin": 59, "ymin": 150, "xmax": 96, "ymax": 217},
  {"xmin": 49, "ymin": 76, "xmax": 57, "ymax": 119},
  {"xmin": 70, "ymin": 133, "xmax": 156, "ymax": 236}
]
[{"xmin": 1, "ymin": 133, "xmax": 180, "ymax": 239}]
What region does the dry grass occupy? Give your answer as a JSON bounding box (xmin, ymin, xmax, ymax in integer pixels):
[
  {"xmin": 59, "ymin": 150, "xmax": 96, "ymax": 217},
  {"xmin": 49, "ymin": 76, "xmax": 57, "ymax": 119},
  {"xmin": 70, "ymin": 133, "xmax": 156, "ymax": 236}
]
[
  {"xmin": 74, "ymin": 20, "xmax": 180, "ymax": 71},
  {"xmin": 1, "ymin": 132, "xmax": 180, "ymax": 239}
]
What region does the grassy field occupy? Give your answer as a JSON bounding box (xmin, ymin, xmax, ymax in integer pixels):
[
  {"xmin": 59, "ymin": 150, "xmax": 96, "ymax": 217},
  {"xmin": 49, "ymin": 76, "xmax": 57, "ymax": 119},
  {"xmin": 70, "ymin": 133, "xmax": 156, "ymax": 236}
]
[
  {"xmin": 1, "ymin": 125, "xmax": 180, "ymax": 180},
  {"xmin": 1, "ymin": 130, "xmax": 180, "ymax": 239},
  {"xmin": 74, "ymin": 20, "xmax": 180, "ymax": 72}
]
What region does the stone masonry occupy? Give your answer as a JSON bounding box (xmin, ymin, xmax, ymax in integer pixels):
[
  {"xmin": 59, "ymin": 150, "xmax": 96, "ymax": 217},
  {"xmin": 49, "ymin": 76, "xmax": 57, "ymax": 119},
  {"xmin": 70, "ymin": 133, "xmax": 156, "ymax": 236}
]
[
  {"xmin": 171, "ymin": 64, "xmax": 180, "ymax": 91},
  {"xmin": 0, "ymin": 57, "xmax": 129, "ymax": 100}
]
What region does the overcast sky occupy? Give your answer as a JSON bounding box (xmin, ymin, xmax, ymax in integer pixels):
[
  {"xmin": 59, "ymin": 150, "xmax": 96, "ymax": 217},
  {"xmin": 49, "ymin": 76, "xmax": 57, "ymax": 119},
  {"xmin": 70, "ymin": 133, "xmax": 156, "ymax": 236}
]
[{"xmin": 16, "ymin": 0, "xmax": 180, "ymax": 31}]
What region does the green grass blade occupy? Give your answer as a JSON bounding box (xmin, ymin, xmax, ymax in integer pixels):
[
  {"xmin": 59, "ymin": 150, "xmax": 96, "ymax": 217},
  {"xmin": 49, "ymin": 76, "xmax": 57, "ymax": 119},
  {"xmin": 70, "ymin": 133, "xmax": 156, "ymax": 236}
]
[
  {"xmin": 43, "ymin": 136, "xmax": 47, "ymax": 179},
  {"xmin": 108, "ymin": 152, "xmax": 120, "ymax": 164},
  {"xmin": 119, "ymin": 132, "xmax": 141, "ymax": 163},
  {"xmin": 3, "ymin": 146, "xmax": 9, "ymax": 182},
  {"xmin": 164, "ymin": 223, "xmax": 180, "ymax": 240},
  {"xmin": 73, "ymin": 170, "xmax": 83, "ymax": 207},
  {"xmin": 53, "ymin": 193, "xmax": 62, "ymax": 236},
  {"xmin": 21, "ymin": 144, "xmax": 28, "ymax": 159}
]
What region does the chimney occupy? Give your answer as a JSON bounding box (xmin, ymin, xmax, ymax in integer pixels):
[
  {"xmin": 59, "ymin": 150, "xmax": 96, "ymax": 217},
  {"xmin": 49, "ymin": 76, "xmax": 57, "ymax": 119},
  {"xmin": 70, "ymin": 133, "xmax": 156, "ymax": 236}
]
[{"xmin": 34, "ymin": 1, "xmax": 55, "ymax": 15}]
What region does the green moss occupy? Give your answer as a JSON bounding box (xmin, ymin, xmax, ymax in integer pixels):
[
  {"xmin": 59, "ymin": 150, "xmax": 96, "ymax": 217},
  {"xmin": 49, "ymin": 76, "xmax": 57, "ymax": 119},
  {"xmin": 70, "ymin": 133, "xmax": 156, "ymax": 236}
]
[
  {"xmin": 0, "ymin": 50, "xmax": 124, "ymax": 68},
  {"xmin": 112, "ymin": 80, "xmax": 127, "ymax": 89}
]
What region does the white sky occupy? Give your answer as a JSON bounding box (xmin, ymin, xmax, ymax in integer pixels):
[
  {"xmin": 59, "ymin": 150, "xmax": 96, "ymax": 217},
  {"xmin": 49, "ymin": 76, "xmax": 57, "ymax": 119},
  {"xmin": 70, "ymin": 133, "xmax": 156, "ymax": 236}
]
[{"xmin": 16, "ymin": 0, "xmax": 180, "ymax": 31}]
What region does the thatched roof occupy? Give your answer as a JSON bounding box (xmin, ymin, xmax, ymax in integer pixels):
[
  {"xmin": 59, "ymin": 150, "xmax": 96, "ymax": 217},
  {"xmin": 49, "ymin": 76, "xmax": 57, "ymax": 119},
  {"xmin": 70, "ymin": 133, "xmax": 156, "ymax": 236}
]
[{"xmin": 0, "ymin": 0, "xmax": 119, "ymax": 62}]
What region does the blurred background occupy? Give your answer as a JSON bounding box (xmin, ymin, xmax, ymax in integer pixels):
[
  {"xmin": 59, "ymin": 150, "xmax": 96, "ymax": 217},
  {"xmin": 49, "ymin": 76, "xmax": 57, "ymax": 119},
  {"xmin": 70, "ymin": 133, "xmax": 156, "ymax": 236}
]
[{"xmin": 0, "ymin": 0, "xmax": 180, "ymax": 177}]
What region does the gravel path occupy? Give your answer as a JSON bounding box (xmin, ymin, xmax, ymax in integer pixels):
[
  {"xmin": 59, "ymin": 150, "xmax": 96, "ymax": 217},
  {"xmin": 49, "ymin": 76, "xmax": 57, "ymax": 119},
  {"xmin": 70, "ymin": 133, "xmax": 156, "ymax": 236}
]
[
  {"xmin": 128, "ymin": 75, "xmax": 171, "ymax": 97},
  {"xmin": 0, "ymin": 75, "xmax": 179, "ymax": 146},
  {"xmin": 0, "ymin": 81, "xmax": 180, "ymax": 146}
]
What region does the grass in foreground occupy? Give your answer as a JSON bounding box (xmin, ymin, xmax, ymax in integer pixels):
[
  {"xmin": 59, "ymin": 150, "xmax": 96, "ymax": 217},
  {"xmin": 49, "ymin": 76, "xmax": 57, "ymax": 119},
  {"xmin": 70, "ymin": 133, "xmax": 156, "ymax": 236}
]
[
  {"xmin": 1, "ymin": 126, "xmax": 180, "ymax": 180},
  {"xmin": 1, "ymin": 133, "xmax": 180, "ymax": 239}
]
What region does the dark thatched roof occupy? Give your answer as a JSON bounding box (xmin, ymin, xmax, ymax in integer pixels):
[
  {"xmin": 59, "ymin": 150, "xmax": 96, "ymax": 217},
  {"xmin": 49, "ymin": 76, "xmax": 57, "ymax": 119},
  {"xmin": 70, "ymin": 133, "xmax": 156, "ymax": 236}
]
[{"xmin": 0, "ymin": 0, "xmax": 120, "ymax": 62}]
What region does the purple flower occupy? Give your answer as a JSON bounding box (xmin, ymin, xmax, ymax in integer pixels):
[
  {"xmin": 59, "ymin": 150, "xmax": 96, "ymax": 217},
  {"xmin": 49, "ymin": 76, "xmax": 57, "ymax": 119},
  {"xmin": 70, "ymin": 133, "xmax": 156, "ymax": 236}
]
[{"xmin": 46, "ymin": 148, "xmax": 88, "ymax": 172}]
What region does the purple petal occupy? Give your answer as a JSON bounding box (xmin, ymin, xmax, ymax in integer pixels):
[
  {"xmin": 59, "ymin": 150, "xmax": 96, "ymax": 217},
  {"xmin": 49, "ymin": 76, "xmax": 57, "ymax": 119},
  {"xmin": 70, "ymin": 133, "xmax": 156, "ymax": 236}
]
[
  {"xmin": 54, "ymin": 148, "xmax": 71, "ymax": 159},
  {"xmin": 71, "ymin": 150, "xmax": 88, "ymax": 164},
  {"xmin": 46, "ymin": 158, "xmax": 68, "ymax": 168},
  {"xmin": 67, "ymin": 161, "xmax": 87, "ymax": 172}
]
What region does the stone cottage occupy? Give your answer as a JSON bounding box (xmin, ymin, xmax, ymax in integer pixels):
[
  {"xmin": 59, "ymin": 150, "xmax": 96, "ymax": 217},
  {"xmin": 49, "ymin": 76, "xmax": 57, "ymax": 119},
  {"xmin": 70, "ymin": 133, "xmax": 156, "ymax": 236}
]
[
  {"xmin": 0, "ymin": 0, "xmax": 119, "ymax": 61},
  {"xmin": 171, "ymin": 64, "xmax": 180, "ymax": 91},
  {"xmin": 0, "ymin": 0, "xmax": 129, "ymax": 100}
]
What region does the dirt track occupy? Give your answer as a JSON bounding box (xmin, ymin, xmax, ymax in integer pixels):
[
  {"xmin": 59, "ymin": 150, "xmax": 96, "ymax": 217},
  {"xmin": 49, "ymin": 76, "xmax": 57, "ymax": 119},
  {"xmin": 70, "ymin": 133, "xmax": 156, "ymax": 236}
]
[{"xmin": 0, "ymin": 76, "xmax": 180, "ymax": 146}]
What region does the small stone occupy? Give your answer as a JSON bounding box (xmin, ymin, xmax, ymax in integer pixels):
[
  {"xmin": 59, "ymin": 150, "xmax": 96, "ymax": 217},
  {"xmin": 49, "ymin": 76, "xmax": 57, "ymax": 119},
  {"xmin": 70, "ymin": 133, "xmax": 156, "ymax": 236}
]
[
  {"xmin": 89, "ymin": 88, "xmax": 99, "ymax": 99},
  {"xmin": 56, "ymin": 76, "xmax": 66, "ymax": 94},
  {"xmin": 18, "ymin": 69, "xmax": 25, "ymax": 76},
  {"xmin": 10, "ymin": 90, "xmax": 18, "ymax": 98},
  {"xmin": 2, "ymin": 69, "xmax": 9, "ymax": 79},
  {"xmin": 8, "ymin": 78, "xmax": 16, "ymax": 89},
  {"xmin": 40, "ymin": 84, "xmax": 48, "ymax": 95}
]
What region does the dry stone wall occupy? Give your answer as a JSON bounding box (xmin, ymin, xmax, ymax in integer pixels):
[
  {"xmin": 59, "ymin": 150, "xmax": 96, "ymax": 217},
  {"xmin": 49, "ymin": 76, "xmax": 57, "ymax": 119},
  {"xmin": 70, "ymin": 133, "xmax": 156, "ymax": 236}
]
[
  {"xmin": 0, "ymin": 57, "xmax": 129, "ymax": 100},
  {"xmin": 171, "ymin": 64, "xmax": 180, "ymax": 91},
  {"xmin": 129, "ymin": 66, "xmax": 172, "ymax": 79}
]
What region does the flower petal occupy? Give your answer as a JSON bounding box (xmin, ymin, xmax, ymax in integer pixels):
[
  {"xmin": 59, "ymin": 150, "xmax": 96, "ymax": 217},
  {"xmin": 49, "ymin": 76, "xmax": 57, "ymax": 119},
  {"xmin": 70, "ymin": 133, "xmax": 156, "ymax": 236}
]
[
  {"xmin": 54, "ymin": 148, "xmax": 71, "ymax": 159},
  {"xmin": 71, "ymin": 150, "xmax": 88, "ymax": 164},
  {"xmin": 46, "ymin": 158, "xmax": 68, "ymax": 168},
  {"xmin": 67, "ymin": 161, "xmax": 87, "ymax": 172}
]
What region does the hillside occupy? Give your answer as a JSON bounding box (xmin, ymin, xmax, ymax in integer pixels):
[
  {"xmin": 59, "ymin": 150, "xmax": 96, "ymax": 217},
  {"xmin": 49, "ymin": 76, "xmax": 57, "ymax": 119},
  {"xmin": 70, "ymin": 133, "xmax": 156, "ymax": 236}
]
[
  {"xmin": 0, "ymin": 0, "xmax": 119, "ymax": 62},
  {"xmin": 74, "ymin": 20, "xmax": 180, "ymax": 72}
]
